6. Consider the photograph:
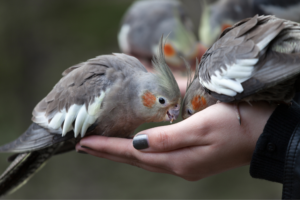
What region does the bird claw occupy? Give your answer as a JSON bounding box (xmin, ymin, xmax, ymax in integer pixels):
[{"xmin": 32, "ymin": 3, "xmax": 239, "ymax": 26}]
[{"xmin": 233, "ymin": 103, "xmax": 241, "ymax": 125}]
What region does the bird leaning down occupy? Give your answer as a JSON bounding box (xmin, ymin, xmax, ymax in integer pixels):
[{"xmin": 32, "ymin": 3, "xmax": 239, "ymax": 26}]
[
  {"xmin": 182, "ymin": 15, "xmax": 300, "ymax": 121},
  {"xmin": 0, "ymin": 38, "xmax": 181, "ymax": 196}
]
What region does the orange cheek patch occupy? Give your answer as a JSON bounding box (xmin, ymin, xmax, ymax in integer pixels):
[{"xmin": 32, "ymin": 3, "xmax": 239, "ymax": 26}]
[
  {"xmin": 142, "ymin": 91, "xmax": 156, "ymax": 108},
  {"xmin": 221, "ymin": 23, "xmax": 232, "ymax": 31},
  {"xmin": 164, "ymin": 43, "xmax": 175, "ymax": 56},
  {"xmin": 191, "ymin": 95, "xmax": 207, "ymax": 111}
]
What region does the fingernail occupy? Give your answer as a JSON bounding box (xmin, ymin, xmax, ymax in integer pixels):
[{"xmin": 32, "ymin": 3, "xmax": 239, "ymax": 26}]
[
  {"xmin": 77, "ymin": 150, "xmax": 88, "ymax": 154},
  {"xmin": 81, "ymin": 145, "xmax": 93, "ymax": 150},
  {"xmin": 133, "ymin": 134, "xmax": 149, "ymax": 150}
]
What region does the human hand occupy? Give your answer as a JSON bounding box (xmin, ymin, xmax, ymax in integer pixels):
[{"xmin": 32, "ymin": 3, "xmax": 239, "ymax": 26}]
[{"xmin": 76, "ymin": 102, "xmax": 276, "ymax": 181}]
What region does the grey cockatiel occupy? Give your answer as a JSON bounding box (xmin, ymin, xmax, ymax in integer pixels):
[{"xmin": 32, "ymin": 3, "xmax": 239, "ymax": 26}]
[
  {"xmin": 0, "ymin": 39, "xmax": 181, "ymax": 196},
  {"xmin": 118, "ymin": 0, "xmax": 206, "ymax": 70},
  {"xmin": 182, "ymin": 15, "xmax": 300, "ymax": 119},
  {"xmin": 200, "ymin": 0, "xmax": 300, "ymax": 48}
]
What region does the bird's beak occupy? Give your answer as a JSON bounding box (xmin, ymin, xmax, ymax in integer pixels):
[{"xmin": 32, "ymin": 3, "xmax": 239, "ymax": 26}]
[{"xmin": 166, "ymin": 105, "xmax": 180, "ymax": 123}]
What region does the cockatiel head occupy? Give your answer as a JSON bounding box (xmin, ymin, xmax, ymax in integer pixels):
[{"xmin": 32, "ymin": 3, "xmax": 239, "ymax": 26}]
[
  {"xmin": 118, "ymin": 0, "xmax": 206, "ymax": 70},
  {"xmin": 182, "ymin": 59, "xmax": 217, "ymax": 119},
  {"xmin": 134, "ymin": 38, "xmax": 182, "ymax": 123}
]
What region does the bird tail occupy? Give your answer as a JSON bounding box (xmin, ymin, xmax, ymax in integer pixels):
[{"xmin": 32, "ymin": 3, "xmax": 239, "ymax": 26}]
[
  {"xmin": 0, "ymin": 123, "xmax": 74, "ymax": 196},
  {"xmin": 0, "ymin": 145, "xmax": 58, "ymax": 197}
]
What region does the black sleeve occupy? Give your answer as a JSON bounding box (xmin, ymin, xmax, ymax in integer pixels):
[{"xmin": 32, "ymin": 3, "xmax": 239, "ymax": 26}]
[{"xmin": 250, "ymin": 101, "xmax": 300, "ymax": 183}]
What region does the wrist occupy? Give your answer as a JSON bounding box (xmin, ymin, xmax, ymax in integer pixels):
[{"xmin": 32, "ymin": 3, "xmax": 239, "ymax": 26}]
[{"xmin": 250, "ymin": 102, "xmax": 300, "ymax": 183}]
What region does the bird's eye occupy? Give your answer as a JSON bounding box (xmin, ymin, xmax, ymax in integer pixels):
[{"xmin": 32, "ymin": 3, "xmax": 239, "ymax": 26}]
[
  {"xmin": 159, "ymin": 97, "xmax": 166, "ymax": 104},
  {"xmin": 187, "ymin": 109, "xmax": 193, "ymax": 115}
]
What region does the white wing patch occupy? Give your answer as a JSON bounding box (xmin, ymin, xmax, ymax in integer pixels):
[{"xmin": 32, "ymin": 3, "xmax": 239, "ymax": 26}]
[
  {"xmin": 118, "ymin": 24, "xmax": 131, "ymax": 53},
  {"xmin": 36, "ymin": 90, "xmax": 107, "ymax": 138},
  {"xmin": 62, "ymin": 104, "xmax": 81, "ymax": 136},
  {"xmin": 49, "ymin": 111, "xmax": 66, "ymax": 130},
  {"xmin": 256, "ymin": 31, "xmax": 279, "ymax": 51},
  {"xmin": 200, "ymin": 58, "xmax": 258, "ymax": 96}
]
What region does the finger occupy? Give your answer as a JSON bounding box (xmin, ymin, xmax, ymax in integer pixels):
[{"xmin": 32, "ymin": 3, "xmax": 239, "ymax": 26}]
[
  {"xmin": 78, "ymin": 135, "xmax": 132, "ymax": 153},
  {"xmin": 76, "ymin": 146, "xmax": 174, "ymax": 175},
  {"xmin": 133, "ymin": 114, "xmax": 210, "ymax": 152},
  {"xmin": 77, "ymin": 136, "xmax": 174, "ymax": 170}
]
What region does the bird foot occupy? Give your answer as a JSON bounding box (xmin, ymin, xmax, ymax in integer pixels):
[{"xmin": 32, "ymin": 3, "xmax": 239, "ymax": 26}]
[{"xmin": 233, "ymin": 103, "xmax": 241, "ymax": 125}]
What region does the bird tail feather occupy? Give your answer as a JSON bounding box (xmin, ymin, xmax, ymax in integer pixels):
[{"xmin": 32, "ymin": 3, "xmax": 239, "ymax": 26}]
[{"xmin": 0, "ymin": 145, "xmax": 58, "ymax": 197}]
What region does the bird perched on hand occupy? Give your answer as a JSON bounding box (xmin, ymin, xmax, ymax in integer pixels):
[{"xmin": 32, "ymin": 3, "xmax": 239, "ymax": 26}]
[
  {"xmin": 182, "ymin": 15, "xmax": 300, "ymax": 120},
  {"xmin": 200, "ymin": 0, "xmax": 300, "ymax": 48},
  {"xmin": 118, "ymin": 0, "xmax": 206, "ymax": 71},
  {"xmin": 0, "ymin": 38, "xmax": 181, "ymax": 196}
]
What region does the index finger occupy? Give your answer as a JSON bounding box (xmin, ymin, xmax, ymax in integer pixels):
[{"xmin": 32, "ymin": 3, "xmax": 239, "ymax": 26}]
[{"xmin": 77, "ymin": 135, "xmax": 172, "ymax": 169}]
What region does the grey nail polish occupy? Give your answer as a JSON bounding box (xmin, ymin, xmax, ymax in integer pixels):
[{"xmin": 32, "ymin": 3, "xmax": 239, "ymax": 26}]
[
  {"xmin": 133, "ymin": 134, "xmax": 149, "ymax": 150},
  {"xmin": 77, "ymin": 150, "xmax": 88, "ymax": 154}
]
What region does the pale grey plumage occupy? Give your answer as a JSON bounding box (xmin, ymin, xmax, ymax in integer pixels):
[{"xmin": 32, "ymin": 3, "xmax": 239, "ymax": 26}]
[
  {"xmin": 0, "ymin": 38, "xmax": 181, "ymax": 196},
  {"xmin": 183, "ymin": 15, "xmax": 300, "ymax": 119}
]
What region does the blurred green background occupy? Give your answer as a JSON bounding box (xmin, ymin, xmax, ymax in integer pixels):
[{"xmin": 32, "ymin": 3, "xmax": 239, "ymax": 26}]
[{"xmin": 0, "ymin": 0, "xmax": 281, "ymax": 199}]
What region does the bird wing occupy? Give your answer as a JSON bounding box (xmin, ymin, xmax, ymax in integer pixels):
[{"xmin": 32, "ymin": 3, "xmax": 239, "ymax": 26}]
[{"xmin": 199, "ymin": 15, "xmax": 300, "ymax": 102}]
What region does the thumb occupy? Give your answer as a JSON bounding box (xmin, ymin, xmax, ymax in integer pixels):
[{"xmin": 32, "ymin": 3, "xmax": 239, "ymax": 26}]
[{"xmin": 133, "ymin": 117, "xmax": 204, "ymax": 152}]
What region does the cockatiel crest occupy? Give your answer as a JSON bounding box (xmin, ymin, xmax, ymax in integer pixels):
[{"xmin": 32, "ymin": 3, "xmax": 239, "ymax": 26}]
[
  {"xmin": 183, "ymin": 15, "xmax": 300, "ymax": 119},
  {"xmin": 0, "ymin": 37, "xmax": 181, "ymax": 196}
]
